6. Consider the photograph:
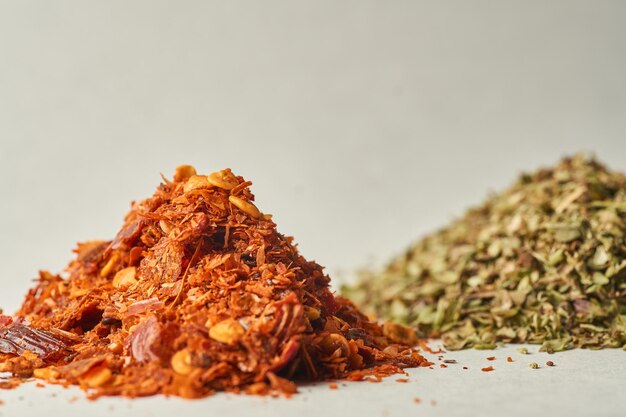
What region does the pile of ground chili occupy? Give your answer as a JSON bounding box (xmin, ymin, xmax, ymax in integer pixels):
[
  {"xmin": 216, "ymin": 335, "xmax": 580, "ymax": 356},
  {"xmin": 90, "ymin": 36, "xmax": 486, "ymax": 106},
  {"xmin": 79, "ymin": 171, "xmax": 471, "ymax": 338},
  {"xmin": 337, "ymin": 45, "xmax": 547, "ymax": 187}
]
[{"xmin": 0, "ymin": 166, "xmax": 426, "ymax": 399}]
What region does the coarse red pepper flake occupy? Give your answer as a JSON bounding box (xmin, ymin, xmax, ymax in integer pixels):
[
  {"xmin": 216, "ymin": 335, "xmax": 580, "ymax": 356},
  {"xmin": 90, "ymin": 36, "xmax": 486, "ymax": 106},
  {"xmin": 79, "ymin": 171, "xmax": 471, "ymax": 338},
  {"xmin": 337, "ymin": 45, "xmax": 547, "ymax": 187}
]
[{"xmin": 0, "ymin": 166, "xmax": 429, "ymax": 399}]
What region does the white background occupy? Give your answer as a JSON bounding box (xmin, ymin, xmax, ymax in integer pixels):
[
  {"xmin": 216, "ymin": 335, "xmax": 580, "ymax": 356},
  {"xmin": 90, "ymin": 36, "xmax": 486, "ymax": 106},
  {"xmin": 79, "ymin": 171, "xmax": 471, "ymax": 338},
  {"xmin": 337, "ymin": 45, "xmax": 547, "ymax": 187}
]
[{"xmin": 0, "ymin": 1, "xmax": 625, "ymax": 416}]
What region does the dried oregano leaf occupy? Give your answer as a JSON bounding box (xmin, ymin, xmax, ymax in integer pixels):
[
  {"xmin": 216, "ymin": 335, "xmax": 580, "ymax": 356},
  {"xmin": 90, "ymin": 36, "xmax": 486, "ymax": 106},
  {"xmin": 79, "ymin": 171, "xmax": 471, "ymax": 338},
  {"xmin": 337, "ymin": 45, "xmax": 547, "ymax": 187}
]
[{"xmin": 344, "ymin": 154, "xmax": 626, "ymax": 351}]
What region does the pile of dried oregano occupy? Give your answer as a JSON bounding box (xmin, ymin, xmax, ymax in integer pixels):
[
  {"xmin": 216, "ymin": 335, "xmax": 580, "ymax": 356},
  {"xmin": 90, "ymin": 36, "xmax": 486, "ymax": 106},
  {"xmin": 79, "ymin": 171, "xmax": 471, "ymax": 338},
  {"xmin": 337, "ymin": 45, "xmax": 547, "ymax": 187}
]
[{"xmin": 344, "ymin": 154, "xmax": 626, "ymax": 351}]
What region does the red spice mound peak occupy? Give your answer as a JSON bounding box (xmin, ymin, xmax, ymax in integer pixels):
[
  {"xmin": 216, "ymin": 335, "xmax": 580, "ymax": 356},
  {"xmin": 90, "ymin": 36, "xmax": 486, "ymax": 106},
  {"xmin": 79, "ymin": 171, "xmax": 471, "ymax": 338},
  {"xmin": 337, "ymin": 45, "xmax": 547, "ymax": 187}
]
[{"xmin": 0, "ymin": 166, "xmax": 426, "ymax": 398}]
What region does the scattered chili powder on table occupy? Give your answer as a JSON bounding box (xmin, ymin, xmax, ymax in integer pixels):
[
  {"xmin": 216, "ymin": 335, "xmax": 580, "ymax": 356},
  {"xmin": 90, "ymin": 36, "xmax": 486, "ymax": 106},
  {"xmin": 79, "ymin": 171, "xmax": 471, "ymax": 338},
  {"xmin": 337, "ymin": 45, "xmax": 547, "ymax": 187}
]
[
  {"xmin": 0, "ymin": 166, "xmax": 427, "ymax": 399},
  {"xmin": 481, "ymin": 366, "xmax": 495, "ymax": 372}
]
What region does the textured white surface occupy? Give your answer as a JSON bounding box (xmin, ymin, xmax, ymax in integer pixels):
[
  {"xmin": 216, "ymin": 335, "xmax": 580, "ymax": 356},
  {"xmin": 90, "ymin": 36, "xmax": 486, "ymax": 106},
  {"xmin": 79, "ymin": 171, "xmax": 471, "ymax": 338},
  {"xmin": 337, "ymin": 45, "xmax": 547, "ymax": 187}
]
[
  {"xmin": 1, "ymin": 1, "xmax": 625, "ymax": 416},
  {"xmin": 1, "ymin": 343, "xmax": 625, "ymax": 417}
]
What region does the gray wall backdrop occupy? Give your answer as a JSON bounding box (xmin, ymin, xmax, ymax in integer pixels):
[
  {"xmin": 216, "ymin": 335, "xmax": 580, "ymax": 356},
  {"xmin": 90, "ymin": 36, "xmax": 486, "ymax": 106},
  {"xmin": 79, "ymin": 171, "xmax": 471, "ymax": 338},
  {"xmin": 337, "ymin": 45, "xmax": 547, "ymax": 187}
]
[{"xmin": 1, "ymin": 1, "xmax": 625, "ymax": 312}]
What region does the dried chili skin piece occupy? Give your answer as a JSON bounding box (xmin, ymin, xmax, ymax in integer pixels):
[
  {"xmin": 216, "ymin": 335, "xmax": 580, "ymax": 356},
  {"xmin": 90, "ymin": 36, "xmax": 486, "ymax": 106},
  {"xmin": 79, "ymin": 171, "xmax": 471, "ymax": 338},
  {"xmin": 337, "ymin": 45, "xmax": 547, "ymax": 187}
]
[
  {"xmin": 126, "ymin": 298, "xmax": 165, "ymax": 316},
  {"xmin": 138, "ymin": 239, "xmax": 184, "ymax": 284},
  {"xmin": 0, "ymin": 166, "xmax": 428, "ymax": 399},
  {"xmin": 109, "ymin": 218, "xmax": 145, "ymax": 251},
  {"xmin": 129, "ymin": 316, "xmax": 162, "ymax": 363},
  {"xmin": 0, "ymin": 324, "xmax": 72, "ymax": 363}
]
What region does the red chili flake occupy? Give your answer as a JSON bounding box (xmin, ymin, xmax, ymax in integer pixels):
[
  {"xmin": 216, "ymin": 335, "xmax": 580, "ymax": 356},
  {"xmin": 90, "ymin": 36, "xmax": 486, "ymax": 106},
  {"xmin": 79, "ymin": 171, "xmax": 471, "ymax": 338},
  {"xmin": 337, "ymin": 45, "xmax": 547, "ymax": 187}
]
[
  {"xmin": 0, "ymin": 378, "xmax": 21, "ymax": 390},
  {"xmin": 481, "ymin": 366, "xmax": 495, "ymax": 372},
  {"xmin": 0, "ymin": 315, "xmax": 12, "ymax": 327},
  {"xmin": 439, "ymin": 364, "xmax": 447, "ymax": 368},
  {"xmin": 126, "ymin": 297, "xmax": 165, "ymax": 316},
  {"xmin": 129, "ymin": 315, "xmax": 162, "ymax": 363},
  {"xmin": 507, "ymin": 357, "xmax": 513, "ymax": 363},
  {"xmin": 0, "ymin": 166, "xmax": 431, "ymax": 400},
  {"xmin": 0, "ymin": 399, "xmax": 4, "ymax": 405},
  {"xmin": 546, "ymin": 361, "xmax": 555, "ymax": 367},
  {"xmin": 395, "ymin": 378, "xmax": 409, "ymax": 383},
  {"xmin": 0, "ymin": 324, "xmax": 72, "ymax": 362},
  {"xmin": 328, "ymin": 383, "xmax": 338, "ymax": 390},
  {"xmin": 486, "ymin": 356, "xmax": 496, "ymax": 361},
  {"xmin": 414, "ymin": 397, "xmax": 421, "ymax": 404}
]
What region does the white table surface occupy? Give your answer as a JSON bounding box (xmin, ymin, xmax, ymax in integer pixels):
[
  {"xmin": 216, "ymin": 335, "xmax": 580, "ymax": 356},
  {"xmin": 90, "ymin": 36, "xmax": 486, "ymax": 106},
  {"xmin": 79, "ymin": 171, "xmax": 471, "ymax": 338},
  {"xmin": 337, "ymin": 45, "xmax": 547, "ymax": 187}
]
[{"xmin": 1, "ymin": 343, "xmax": 624, "ymax": 417}]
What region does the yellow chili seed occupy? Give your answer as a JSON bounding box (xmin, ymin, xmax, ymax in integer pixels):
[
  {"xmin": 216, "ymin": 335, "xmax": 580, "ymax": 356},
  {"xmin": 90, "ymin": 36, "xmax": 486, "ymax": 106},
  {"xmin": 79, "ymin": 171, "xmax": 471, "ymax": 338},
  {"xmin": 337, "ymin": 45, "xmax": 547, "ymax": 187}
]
[
  {"xmin": 183, "ymin": 175, "xmax": 210, "ymax": 193},
  {"xmin": 207, "ymin": 169, "xmax": 239, "ymax": 190},
  {"xmin": 208, "ymin": 318, "xmax": 245, "ymax": 344},
  {"xmin": 82, "ymin": 365, "xmax": 112, "ymax": 388},
  {"xmin": 228, "ymin": 196, "xmax": 263, "ymax": 219},
  {"xmin": 174, "ymin": 165, "xmax": 197, "ymax": 182},
  {"xmin": 112, "ymin": 267, "xmax": 137, "ymax": 289},
  {"xmin": 171, "ymin": 349, "xmax": 194, "ymax": 375}
]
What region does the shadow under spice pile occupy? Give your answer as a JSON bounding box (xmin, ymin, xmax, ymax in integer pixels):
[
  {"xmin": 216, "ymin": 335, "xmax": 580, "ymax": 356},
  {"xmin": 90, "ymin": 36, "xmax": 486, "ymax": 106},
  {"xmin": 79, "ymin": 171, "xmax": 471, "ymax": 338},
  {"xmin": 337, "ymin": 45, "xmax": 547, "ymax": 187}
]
[
  {"xmin": 344, "ymin": 154, "xmax": 626, "ymax": 352},
  {"xmin": 0, "ymin": 166, "xmax": 427, "ymax": 399}
]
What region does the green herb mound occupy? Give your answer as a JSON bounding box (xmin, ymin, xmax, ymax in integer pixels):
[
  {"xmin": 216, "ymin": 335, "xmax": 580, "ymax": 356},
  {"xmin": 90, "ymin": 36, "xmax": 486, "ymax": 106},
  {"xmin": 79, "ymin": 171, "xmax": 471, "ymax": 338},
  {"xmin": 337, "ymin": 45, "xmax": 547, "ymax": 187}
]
[{"xmin": 344, "ymin": 154, "xmax": 626, "ymax": 351}]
